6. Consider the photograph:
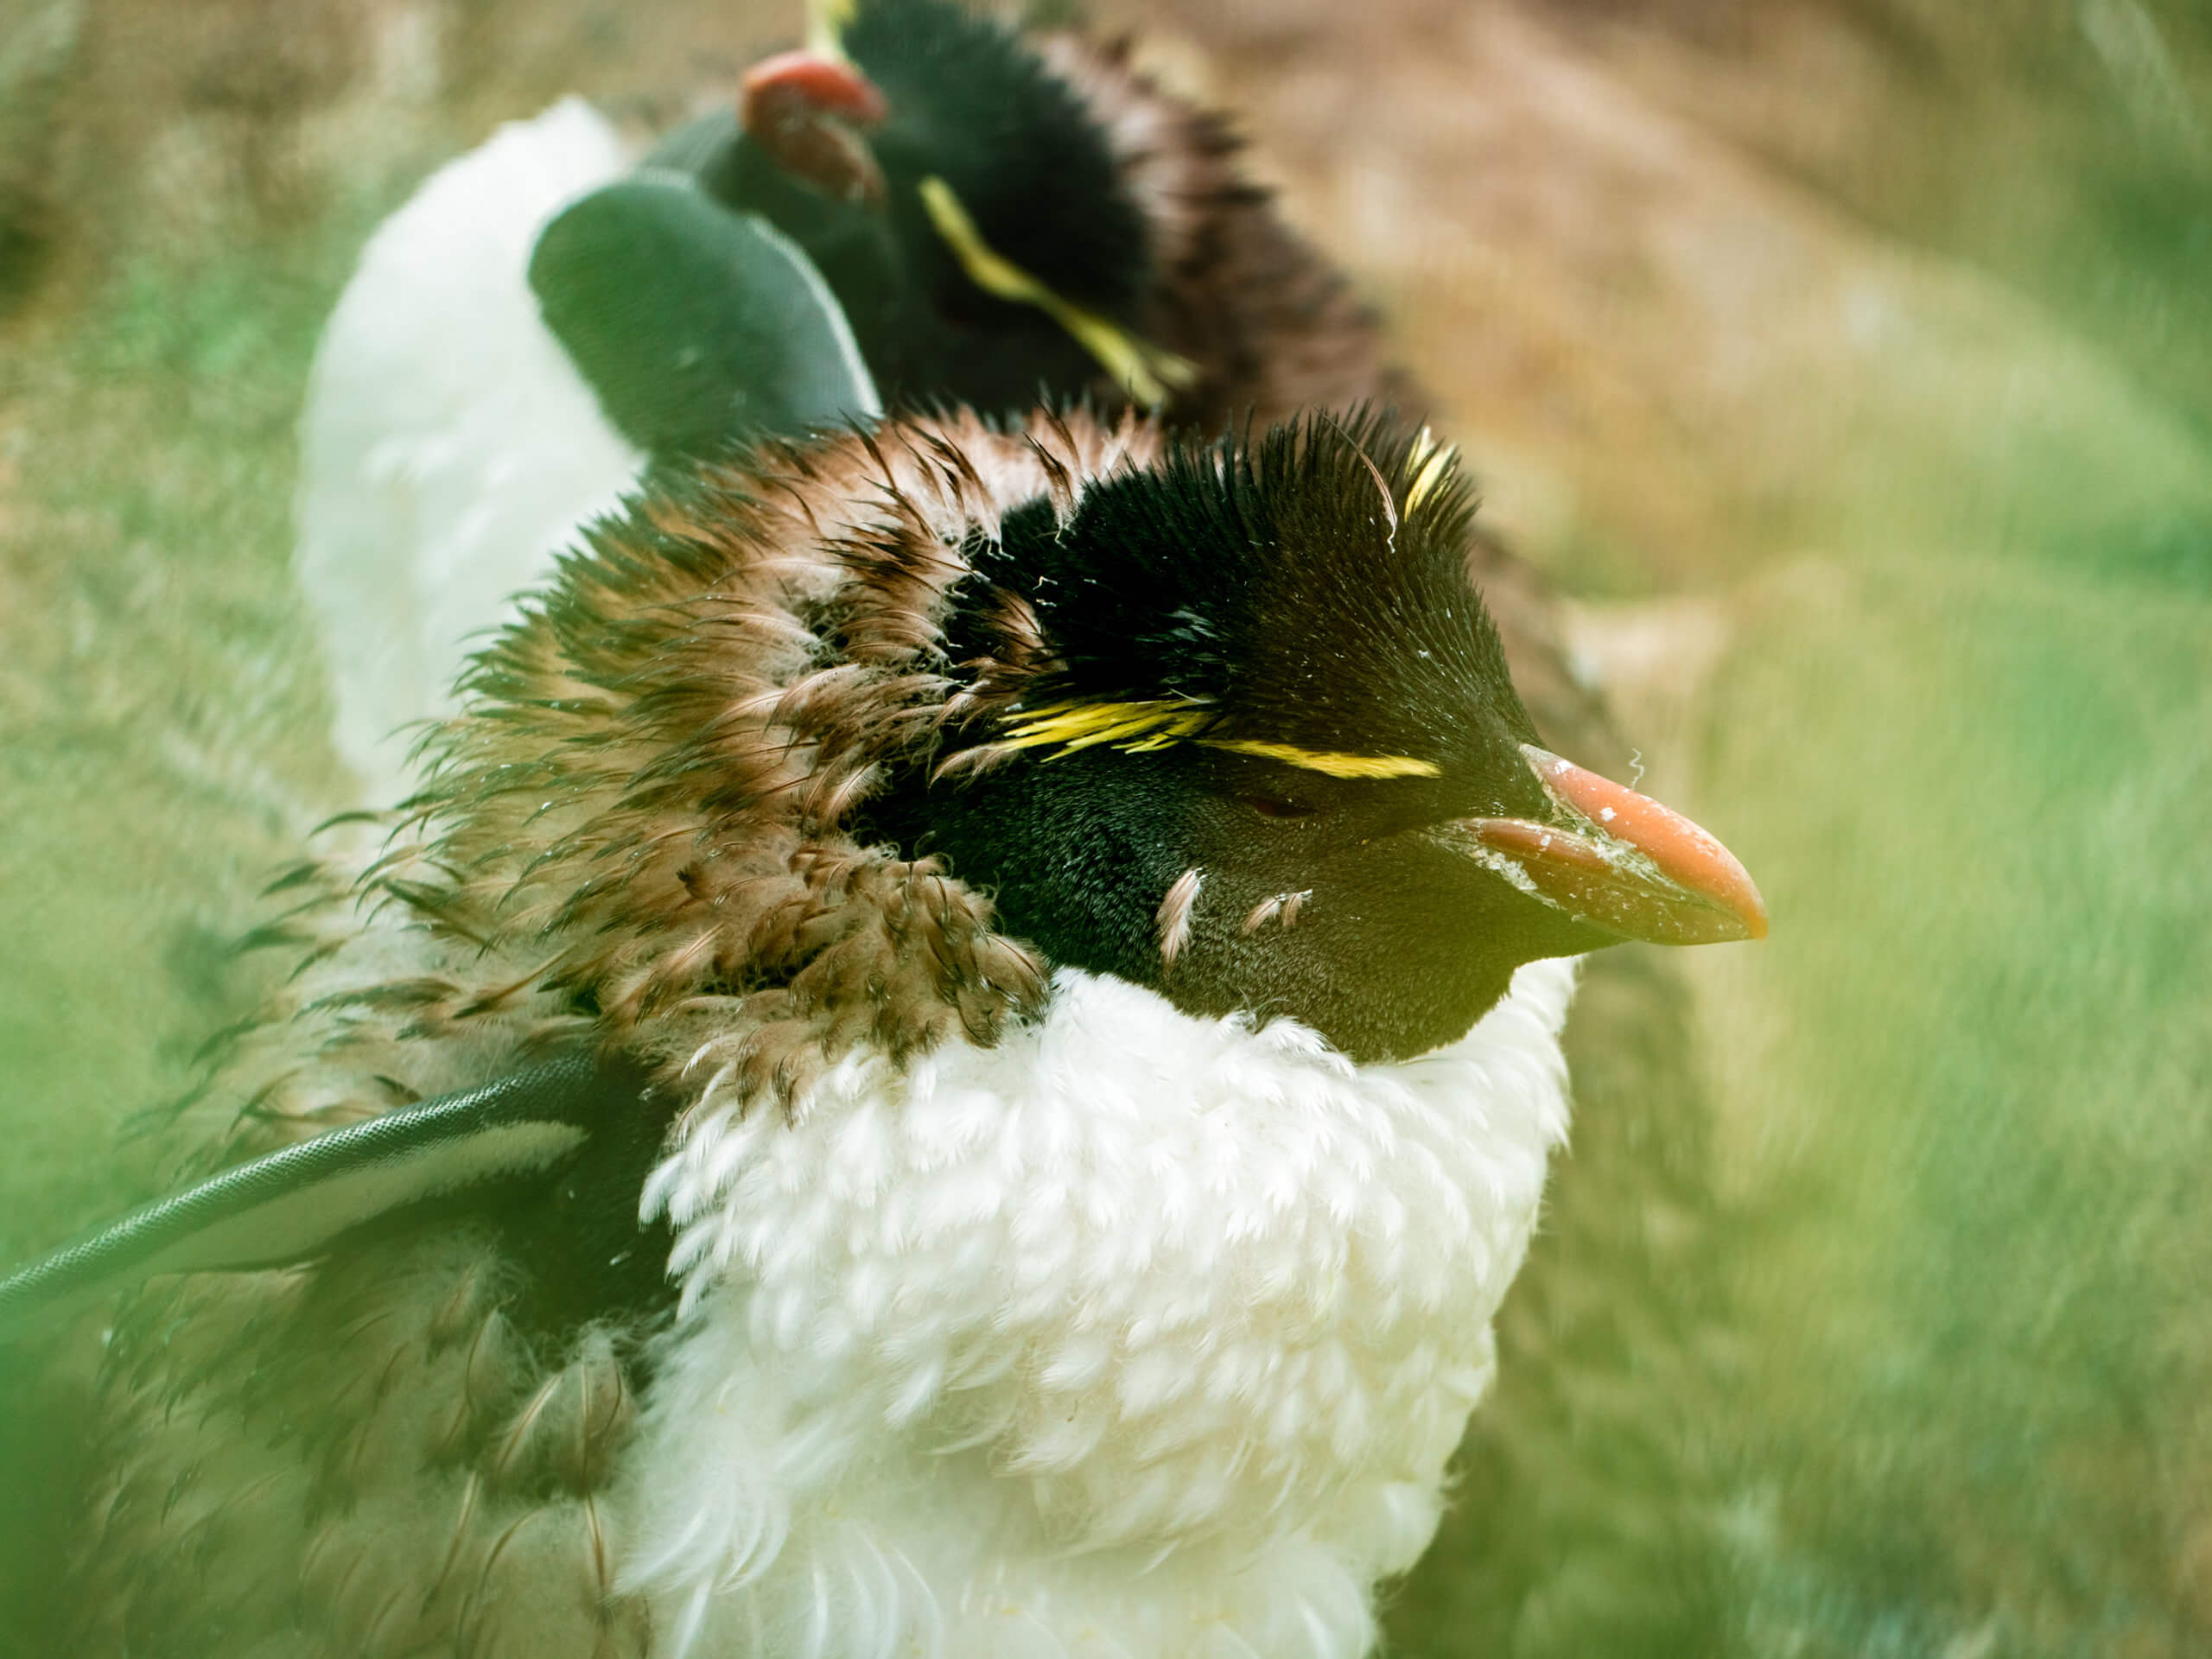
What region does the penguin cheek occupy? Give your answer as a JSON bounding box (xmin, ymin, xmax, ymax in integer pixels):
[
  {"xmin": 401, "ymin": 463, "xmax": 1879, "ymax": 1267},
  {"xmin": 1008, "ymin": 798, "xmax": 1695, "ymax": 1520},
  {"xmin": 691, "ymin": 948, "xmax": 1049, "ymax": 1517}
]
[{"xmin": 1170, "ymin": 839, "xmax": 1575, "ymax": 1062}]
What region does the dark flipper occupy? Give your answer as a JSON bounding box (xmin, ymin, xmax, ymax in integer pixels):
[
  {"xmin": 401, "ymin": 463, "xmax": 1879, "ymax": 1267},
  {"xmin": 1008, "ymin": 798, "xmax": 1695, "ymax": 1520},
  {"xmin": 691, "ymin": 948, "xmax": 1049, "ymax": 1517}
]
[
  {"xmin": 0, "ymin": 1053, "xmax": 658, "ymax": 1337},
  {"xmin": 530, "ymin": 175, "xmax": 880, "ymax": 461}
]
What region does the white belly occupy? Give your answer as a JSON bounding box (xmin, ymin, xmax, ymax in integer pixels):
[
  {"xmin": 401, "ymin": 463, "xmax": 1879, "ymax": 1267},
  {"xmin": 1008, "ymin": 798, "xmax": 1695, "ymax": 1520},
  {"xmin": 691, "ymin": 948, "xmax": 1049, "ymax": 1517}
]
[{"xmin": 619, "ymin": 960, "xmax": 1579, "ymax": 1658}]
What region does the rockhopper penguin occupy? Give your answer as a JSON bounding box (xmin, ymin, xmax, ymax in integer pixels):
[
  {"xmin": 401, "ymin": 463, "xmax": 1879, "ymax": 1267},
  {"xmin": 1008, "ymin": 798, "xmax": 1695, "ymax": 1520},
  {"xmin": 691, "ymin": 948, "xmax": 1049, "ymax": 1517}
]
[{"xmin": 15, "ymin": 409, "xmax": 1764, "ymax": 1656}]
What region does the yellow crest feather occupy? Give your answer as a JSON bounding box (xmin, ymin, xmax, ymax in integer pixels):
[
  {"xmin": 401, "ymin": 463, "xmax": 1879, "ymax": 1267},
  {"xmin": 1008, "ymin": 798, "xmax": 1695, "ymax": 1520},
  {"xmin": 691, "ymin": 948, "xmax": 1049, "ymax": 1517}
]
[
  {"xmin": 1198, "ymin": 739, "xmax": 1442, "ymax": 779},
  {"xmin": 918, "ymin": 176, "xmax": 1198, "ymax": 409},
  {"xmin": 1402, "ymin": 427, "xmax": 1459, "ymax": 515},
  {"xmin": 1000, "ymin": 700, "xmax": 1214, "ymax": 756},
  {"xmin": 997, "ymin": 702, "xmax": 1440, "ymax": 779}
]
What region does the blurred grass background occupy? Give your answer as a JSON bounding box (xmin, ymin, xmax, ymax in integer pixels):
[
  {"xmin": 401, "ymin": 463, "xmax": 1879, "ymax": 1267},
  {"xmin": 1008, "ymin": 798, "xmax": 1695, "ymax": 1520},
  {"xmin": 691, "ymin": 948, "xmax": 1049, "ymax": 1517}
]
[{"xmin": 2, "ymin": 0, "xmax": 2209, "ymax": 1652}]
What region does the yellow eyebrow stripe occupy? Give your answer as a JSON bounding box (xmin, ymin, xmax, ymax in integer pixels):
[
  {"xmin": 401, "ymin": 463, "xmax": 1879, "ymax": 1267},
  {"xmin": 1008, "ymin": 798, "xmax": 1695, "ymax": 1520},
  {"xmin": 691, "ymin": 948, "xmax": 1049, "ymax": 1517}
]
[
  {"xmin": 805, "ymin": 0, "xmax": 856, "ymax": 57},
  {"xmin": 1198, "ymin": 739, "xmax": 1442, "ymax": 779},
  {"xmin": 918, "ymin": 176, "xmax": 1198, "ymax": 410},
  {"xmin": 998, "ymin": 701, "xmax": 1440, "ymax": 779}
]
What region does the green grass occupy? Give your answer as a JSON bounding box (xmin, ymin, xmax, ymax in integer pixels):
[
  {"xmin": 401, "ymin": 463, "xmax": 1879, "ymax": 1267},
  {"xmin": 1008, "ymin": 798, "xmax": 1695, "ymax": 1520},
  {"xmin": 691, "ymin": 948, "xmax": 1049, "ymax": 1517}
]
[
  {"xmin": 0, "ymin": 235, "xmax": 363, "ymax": 1254},
  {"xmin": 1682, "ymin": 555, "xmax": 2212, "ymax": 1654},
  {"xmin": 0, "ymin": 224, "xmax": 374, "ymax": 1643}
]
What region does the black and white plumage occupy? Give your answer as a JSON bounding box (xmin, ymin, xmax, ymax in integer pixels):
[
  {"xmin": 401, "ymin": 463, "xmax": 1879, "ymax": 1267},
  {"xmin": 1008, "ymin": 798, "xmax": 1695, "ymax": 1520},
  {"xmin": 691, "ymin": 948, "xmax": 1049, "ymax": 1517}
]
[
  {"xmin": 296, "ymin": 0, "xmax": 1396, "ymax": 804},
  {"xmin": 22, "ymin": 409, "xmax": 1763, "ymax": 1656}
]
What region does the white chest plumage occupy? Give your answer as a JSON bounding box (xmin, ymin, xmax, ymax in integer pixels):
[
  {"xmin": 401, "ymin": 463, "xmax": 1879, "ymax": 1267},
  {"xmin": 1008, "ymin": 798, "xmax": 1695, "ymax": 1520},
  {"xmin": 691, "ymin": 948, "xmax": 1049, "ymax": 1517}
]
[
  {"xmin": 620, "ymin": 959, "xmax": 1580, "ymax": 1658},
  {"xmin": 294, "ymin": 99, "xmax": 644, "ymax": 804}
]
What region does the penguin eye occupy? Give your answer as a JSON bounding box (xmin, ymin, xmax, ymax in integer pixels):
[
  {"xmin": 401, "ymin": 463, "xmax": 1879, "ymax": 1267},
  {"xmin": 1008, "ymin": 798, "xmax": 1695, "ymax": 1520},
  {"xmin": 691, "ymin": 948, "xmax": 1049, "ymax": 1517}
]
[{"xmin": 1238, "ymin": 791, "xmax": 1320, "ymax": 821}]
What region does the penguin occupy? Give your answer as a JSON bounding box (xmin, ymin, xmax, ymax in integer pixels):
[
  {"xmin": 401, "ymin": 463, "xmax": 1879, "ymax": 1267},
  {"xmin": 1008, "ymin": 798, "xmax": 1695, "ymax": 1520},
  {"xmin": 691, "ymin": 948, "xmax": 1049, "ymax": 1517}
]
[
  {"xmin": 294, "ymin": 0, "xmax": 1401, "ymax": 805},
  {"xmin": 271, "ymin": 1, "xmax": 1746, "ymax": 1644},
  {"xmin": 16, "ymin": 409, "xmax": 1764, "ymax": 1657}
]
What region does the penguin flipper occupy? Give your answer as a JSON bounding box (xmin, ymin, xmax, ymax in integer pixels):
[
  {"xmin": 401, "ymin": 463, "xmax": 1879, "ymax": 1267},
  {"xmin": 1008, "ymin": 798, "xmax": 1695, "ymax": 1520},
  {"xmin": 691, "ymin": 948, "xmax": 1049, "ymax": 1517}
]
[
  {"xmin": 0, "ymin": 1053, "xmax": 649, "ymax": 1336},
  {"xmin": 530, "ymin": 175, "xmax": 882, "ymax": 461}
]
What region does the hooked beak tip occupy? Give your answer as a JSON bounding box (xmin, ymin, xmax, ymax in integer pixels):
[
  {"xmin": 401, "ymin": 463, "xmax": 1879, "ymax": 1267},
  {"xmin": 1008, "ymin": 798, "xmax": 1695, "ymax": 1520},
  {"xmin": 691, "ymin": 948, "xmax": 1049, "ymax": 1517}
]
[{"xmin": 1456, "ymin": 744, "xmax": 1768, "ymax": 947}]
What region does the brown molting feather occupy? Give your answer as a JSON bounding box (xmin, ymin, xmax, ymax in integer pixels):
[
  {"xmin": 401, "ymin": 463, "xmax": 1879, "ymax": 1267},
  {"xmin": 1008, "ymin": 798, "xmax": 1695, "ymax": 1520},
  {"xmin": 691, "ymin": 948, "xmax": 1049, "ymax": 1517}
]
[
  {"xmin": 1241, "ymin": 887, "xmax": 1313, "ymax": 936},
  {"xmin": 73, "ymin": 405, "xmax": 1482, "ymax": 1651},
  {"xmin": 124, "ymin": 410, "xmax": 1155, "ymax": 1237},
  {"xmin": 195, "ymin": 411, "xmax": 1148, "ymax": 1147},
  {"xmin": 1155, "ymin": 867, "xmax": 1205, "ymax": 967}
]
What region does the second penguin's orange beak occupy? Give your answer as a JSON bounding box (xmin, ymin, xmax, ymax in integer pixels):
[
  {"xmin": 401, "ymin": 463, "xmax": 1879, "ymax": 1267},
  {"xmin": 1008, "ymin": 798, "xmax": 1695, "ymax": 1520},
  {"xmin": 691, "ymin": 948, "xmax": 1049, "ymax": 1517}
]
[{"xmin": 740, "ymin": 50, "xmax": 891, "ymax": 206}]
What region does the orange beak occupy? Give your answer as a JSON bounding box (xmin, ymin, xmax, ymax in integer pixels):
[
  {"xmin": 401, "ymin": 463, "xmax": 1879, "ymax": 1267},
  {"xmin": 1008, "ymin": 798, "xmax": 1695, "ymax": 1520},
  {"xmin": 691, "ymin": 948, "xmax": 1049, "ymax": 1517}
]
[
  {"xmin": 1449, "ymin": 745, "xmax": 1768, "ymax": 946},
  {"xmin": 740, "ymin": 50, "xmax": 891, "ymax": 207}
]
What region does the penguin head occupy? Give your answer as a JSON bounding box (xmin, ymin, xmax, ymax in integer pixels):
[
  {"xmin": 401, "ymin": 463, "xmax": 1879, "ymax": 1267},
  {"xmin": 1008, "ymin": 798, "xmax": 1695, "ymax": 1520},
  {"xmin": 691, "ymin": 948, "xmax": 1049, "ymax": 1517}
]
[
  {"xmin": 448, "ymin": 410, "xmax": 1760, "ymax": 1076},
  {"xmin": 714, "ymin": 0, "xmax": 1164, "ymax": 414},
  {"xmin": 852, "ymin": 412, "xmax": 1765, "ymax": 1062}
]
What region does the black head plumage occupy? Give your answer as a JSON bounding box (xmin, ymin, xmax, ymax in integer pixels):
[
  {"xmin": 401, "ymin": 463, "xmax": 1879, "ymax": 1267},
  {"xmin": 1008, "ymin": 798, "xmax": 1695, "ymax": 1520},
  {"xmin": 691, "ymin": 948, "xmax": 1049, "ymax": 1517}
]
[{"xmin": 946, "ymin": 410, "xmax": 1543, "ymax": 810}]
